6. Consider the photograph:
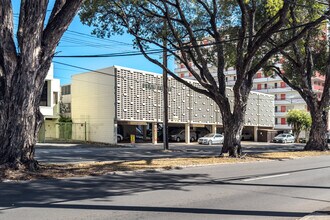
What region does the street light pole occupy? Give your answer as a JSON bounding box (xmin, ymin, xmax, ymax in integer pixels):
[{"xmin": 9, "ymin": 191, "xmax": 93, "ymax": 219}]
[{"xmin": 163, "ymin": 22, "xmax": 169, "ymax": 151}]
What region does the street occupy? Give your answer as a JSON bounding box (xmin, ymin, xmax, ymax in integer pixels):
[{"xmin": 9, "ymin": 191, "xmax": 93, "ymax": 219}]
[
  {"xmin": 35, "ymin": 141, "xmax": 305, "ymax": 163},
  {"xmin": 1, "ymin": 154, "xmax": 329, "ymax": 219}
]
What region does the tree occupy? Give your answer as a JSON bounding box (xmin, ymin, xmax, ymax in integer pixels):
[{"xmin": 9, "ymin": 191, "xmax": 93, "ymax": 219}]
[
  {"xmin": 0, "ymin": 1, "xmax": 83, "ymax": 170},
  {"xmin": 287, "ymin": 109, "xmax": 311, "ymax": 142},
  {"xmin": 265, "ymin": 1, "xmax": 330, "ymax": 151},
  {"xmin": 80, "ymin": 0, "xmax": 328, "ymax": 157}
]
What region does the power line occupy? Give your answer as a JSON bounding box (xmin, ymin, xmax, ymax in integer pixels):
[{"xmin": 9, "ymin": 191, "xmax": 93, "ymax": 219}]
[
  {"xmin": 66, "ymin": 30, "xmax": 133, "ymax": 46},
  {"xmin": 54, "ymin": 49, "xmax": 163, "ymax": 58},
  {"xmin": 54, "ymin": 61, "xmax": 313, "ymax": 102},
  {"xmin": 53, "ymin": 19, "xmax": 328, "ymax": 58}
]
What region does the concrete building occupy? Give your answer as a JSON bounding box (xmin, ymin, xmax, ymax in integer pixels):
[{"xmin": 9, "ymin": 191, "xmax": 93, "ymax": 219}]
[
  {"xmin": 69, "ymin": 66, "xmax": 274, "ymax": 144},
  {"xmin": 60, "ymin": 84, "xmax": 71, "ymax": 118},
  {"xmin": 175, "ymin": 62, "xmax": 328, "ymax": 133},
  {"xmin": 38, "ymin": 63, "xmax": 61, "ymax": 141}
]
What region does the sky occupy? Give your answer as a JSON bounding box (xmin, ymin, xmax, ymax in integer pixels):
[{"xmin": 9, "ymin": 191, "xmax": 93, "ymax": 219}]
[{"xmin": 12, "ymin": 2, "xmax": 174, "ymax": 85}]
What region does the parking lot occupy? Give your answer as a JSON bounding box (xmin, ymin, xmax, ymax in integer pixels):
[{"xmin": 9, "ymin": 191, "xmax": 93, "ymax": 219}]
[{"xmin": 35, "ymin": 141, "xmax": 306, "ymax": 164}]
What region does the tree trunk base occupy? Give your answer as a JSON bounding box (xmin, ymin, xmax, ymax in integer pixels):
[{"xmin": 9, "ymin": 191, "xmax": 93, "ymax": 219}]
[
  {"xmin": 2, "ymin": 159, "xmax": 39, "ymax": 172},
  {"xmin": 304, "ymin": 142, "xmax": 329, "ymax": 151},
  {"xmin": 219, "ymin": 144, "xmax": 243, "ymax": 158}
]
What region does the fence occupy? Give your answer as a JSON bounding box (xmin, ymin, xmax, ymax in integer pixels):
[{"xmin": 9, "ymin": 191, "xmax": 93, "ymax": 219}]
[{"xmin": 38, "ymin": 122, "xmax": 88, "ymax": 142}]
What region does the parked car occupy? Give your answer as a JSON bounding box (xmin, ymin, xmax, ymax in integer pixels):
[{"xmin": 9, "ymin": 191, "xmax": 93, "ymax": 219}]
[
  {"xmin": 198, "ymin": 133, "xmax": 224, "ymax": 145},
  {"xmin": 169, "ymin": 129, "xmax": 197, "ymax": 142},
  {"xmin": 273, "ymin": 134, "xmax": 295, "ymax": 143},
  {"xmin": 241, "ymin": 132, "xmax": 252, "ymax": 141}
]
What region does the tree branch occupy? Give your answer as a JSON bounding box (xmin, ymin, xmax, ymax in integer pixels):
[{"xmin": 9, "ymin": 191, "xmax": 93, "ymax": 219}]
[
  {"xmin": 248, "ymin": 11, "xmax": 330, "ymax": 76},
  {"xmin": 43, "ymin": 1, "xmax": 84, "ymax": 57},
  {"xmin": 0, "ymin": 0, "xmax": 17, "ymax": 72}
]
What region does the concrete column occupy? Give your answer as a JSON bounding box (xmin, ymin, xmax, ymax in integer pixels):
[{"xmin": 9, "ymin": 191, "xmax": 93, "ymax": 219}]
[
  {"xmin": 143, "ymin": 125, "xmax": 147, "ymax": 141},
  {"xmin": 211, "ymin": 124, "xmax": 217, "ymax": 134},
  {"xmin": 185, "ymin": 123, "xmax": 190, "ymax": 144},
  {"xmin": 253, "ymin": 126, "xmax": 258, "ymax": 142},
  {"xmin": 152, "ymin": 123, "xmax": 158, "ymax": 144}
]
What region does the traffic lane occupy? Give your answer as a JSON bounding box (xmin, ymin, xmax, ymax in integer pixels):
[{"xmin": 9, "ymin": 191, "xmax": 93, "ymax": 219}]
[
  {"xmin": 100, "ymin": 156, "xmax": 330, "ymax": 220},
  {"xmin": 35, "ymin": 142, "xmax": 305, "ymax": 164},
  {"xmin": 1, "ymin": 156, "xmax": 329, "ymax": 220}
]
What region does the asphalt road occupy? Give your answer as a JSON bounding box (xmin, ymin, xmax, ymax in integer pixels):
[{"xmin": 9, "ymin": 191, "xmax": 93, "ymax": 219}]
[
  {"xmin": 35, "ymin": 141, "xmax": 305, "ymax": 163},
  {"xmin": 1, "ymin": 155, "xmax": 329, "ymax": 220}
]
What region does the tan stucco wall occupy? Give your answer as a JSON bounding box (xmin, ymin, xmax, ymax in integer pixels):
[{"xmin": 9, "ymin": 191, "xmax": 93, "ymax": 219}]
[{"xmin": 71, "ymin": 68, "xmax": 116, "ymax": 144}]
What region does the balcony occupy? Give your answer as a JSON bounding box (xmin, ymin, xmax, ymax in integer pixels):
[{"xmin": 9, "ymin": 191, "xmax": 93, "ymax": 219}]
[
  {"xmin": 274, "ymin": 124, "xmax": 291, "ymax": 130},
  {"xmin": 253, "ymin": 76, "xmax": 282, "ymax": 83},
  {"xmin": 275, "ymin": 112, "xmax": 287, "ymax": 117},
  {"xmin": 174, "ymin": 67, "xmax": 189, "ymax": 73},
  {"xmin": 253, "ymin": 87, "xmax": 294, "ymax": 93},
  {"xmin": 275, "ymin": 98, "xmax": 305, "ymax": 105},
  {"xmin": 40, "ymin": 104, "xmax": 59, "ymax": 118},
  {"xmin": 275, "ymin": 99, "xmax": 291, "ymax": 105}
]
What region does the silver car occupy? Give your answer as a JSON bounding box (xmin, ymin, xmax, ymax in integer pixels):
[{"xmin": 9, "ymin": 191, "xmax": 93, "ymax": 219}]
[
  {"xmin": 198, "ymin": 133, "xmax": 224, "ymax": 145},
  {"xmin": 169, "ymin": 129, "xmax": 197, "ymax": 142},
  {"xmin": 273, "ymin": 134, "xmax": 295, "ymax": 143}
]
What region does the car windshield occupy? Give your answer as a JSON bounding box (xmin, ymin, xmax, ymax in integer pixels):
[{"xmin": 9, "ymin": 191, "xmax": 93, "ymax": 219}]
[
  {"xmin": 170, "ymin": 130, "xmax": 180, "ymax": 135},
  {"xmin": 277, "ymin": 134, "xmax": 286, "ymax": 138},
  {"xmin": 204, "ymin": 133, "xmax": 215, "ymax": 137}
]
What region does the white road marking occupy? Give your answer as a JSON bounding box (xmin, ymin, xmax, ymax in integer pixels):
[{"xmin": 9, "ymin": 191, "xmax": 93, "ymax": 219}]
[{"xmin": 242, "ymin": 173, "xmax": 290, "ymax": 182}]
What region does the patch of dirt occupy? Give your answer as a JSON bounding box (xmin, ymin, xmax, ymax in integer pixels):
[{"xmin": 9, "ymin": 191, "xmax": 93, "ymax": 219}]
[{"xmin": 1, "ymin": 151, "xmax": 329, "ymax": 181}]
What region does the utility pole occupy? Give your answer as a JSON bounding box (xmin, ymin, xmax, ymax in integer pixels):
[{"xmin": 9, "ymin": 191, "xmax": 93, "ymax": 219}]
[{"xmin": 163, "ymin": 21, "xmax": 169, "ymax": 151}]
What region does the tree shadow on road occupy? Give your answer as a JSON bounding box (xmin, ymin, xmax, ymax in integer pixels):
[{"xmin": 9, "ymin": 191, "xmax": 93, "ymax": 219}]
[{"xmin": 0, "ymin": 164, "xmax": 329, "ymax": 218}]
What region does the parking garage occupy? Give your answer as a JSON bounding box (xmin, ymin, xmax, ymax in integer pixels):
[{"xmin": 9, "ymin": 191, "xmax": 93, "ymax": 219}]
[{"xmin": 71, "ymin": 66, "xmax": 275, "ymax": 144}]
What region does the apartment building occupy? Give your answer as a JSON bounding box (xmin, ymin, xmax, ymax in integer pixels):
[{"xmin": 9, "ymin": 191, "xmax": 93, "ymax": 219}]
[
  {"xmin": 38, "ymin": 63, "xmax": 61, "ymax": 141},
  {"xmin": 68, "ymin": 66, "xmax": 274, "ymax": 144},
  {"xmin": 175, "ymin": 62, "xmax": 327, "ymax": 133},
  {"xmin": 60, "ymin": 84, "xmax": 72, "ymax": 118}
]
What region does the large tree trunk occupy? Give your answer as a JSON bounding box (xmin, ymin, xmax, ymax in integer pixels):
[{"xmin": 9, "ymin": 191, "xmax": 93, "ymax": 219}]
[
  {"xmin": 219, "ymin": 101, "xmax": 246, "ymax": 158},
  {"xmin": 0, "ymin": 1, "xmax": 83, "ymax": 170},
  {"xmin": 0, "ymin": 66, "xmax": 48, "ymax": 170},
  {"xmin": 220, "ymin": 115, "xmax": 244, "ymax": 157},
  {"xmin": 305, "ymin": 107, "xmax": 329, "ymax": 151}
]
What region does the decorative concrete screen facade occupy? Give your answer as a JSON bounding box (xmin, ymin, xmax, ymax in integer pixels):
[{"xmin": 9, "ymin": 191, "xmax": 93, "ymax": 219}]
[
  {"xmin": 71, "ymin": 66, "xmax": 274, "ymax": 144},
  {"xmin": 115, "ymin": 66, "xmax": 274, "ymax": 127}
]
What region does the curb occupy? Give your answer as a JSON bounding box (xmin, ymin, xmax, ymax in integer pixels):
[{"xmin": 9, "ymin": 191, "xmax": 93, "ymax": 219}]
[{"xmin": 300, "ymin": 207, "xmax": 330, "ymax": 220}]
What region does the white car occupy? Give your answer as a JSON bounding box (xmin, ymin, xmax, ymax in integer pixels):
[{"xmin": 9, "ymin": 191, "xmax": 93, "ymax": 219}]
[
  {"xmin": 198, "ymin": 133, "xmax": 224, "ymax": 145},
  {"xmin": 273, "ymin": 134, "xmax": 295, "ymax": 143}
]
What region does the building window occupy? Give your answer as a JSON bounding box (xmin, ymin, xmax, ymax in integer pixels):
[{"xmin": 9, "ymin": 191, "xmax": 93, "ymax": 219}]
[
  {"xmin": 233, "ymin": 76, "xmax": 236, "ymax": 81},
  {"xmin": 280, "ymin": 94, "xmax": 286, "ymax": 100},
  {"xmin": 281, "ymin": 106, "xmax": 286, "ymax": 112},
  {"xmin": 280, "ymin": 82, "xmax": 286, "ymax": 88},
  {"xmin": 40, "ymin": 81, "xmax": 48, "ymax": 106},
  {"xmin": 281, "ymin": 118, "xmax": 286, "ymax": 125},
  {"xmin": 275, "ymin": 106, "xmax": 278, "ymax": 112},
  {"xmin": 275, "ymin": 94, "xmax": 278, "ymax": 100},
  {"xmin": 226, "ymin": 77, "xmax": 228, "ymax": 82},
  {"xmin": 257, "ymin": 84, "xmax": 262, "ymax": 90},
  {"xmin": 274, "ymin": 83, "xmax": 278, "ymax": 88},
  {"xmin": 264, "ymin": 84, "xmax": 267, "ymax": 89},
  {"xmin": 180, "ymin": 73, "xmax": 184, "ymax": 78},
  {"xmin": 275, "ymin": 118, "xmax": 278, "ymax": 125},
  {"xmin": 61, "ymin": 85, "xmax": 71, "ymax": 95},
  {"xmin": 257, "ymin": 72, "xmax": 262, "ymax": 78},
  {"xmin": 53, "ymin": 92, "xmax": 58, "ymax": 105}
]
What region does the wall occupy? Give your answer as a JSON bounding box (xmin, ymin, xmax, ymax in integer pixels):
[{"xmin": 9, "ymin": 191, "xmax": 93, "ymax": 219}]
[
  {"xmin": 115, "ymin": 66, "xmax": 274, "ymax": 127},
  {"xmin": 71, "ymin": 68, "xmax": 116, "ymax": 144}
]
